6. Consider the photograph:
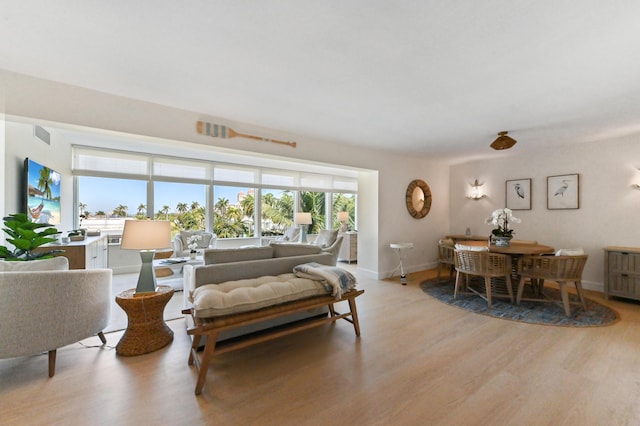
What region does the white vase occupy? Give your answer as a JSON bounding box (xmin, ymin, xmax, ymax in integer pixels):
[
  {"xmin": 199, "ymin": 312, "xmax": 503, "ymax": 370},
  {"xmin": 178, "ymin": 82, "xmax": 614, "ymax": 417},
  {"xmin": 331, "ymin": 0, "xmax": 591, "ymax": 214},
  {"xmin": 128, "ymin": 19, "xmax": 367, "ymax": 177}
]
[
  {"xmin": 494, "ymin": 236, "xmax": 512, "ymax": 247},
  {"xmin": 189, "ymin": 251, "xmax": 197, "ymax": 260}
]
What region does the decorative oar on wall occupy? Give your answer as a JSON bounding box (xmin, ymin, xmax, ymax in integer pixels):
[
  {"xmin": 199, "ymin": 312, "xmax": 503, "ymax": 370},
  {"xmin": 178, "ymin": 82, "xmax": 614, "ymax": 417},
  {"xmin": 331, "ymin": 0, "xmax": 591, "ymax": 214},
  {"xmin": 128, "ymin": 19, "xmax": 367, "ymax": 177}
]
[{"xmin": 196, "ymin": 121, "xmax": 297, "ymax": 148}]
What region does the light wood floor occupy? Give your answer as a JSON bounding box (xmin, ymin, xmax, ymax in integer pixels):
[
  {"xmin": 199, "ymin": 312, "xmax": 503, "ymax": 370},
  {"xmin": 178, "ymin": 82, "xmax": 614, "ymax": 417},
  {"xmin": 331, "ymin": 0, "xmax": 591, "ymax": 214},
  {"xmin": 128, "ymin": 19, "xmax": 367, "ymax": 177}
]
[{"xmin": 2, "ymin": 267, "xmax": 640, "ymax": 425}]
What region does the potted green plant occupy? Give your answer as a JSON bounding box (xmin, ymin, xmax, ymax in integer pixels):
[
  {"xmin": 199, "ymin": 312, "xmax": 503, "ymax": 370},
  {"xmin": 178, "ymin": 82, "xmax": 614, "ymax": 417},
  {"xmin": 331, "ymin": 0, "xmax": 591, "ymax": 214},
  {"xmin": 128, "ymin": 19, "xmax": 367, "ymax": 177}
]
[{"xmin": 0, "ymin": 213, "xmax": 62, "ymax": 261}]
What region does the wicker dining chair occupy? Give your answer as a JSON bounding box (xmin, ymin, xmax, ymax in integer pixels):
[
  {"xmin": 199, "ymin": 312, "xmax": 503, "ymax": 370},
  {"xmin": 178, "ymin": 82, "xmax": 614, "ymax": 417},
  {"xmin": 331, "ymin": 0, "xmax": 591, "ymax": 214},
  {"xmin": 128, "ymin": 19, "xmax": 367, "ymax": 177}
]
[
  {"xmin": 437, "ymin": 239, "xmax": 456, "ymax": 283},
  {"xmin": 517, "ymin": 255, "xmax": 588, "ymax": 317},
  {"xmin": 453, "ymin": 249, "xmax": 514, "ymax": 307}
]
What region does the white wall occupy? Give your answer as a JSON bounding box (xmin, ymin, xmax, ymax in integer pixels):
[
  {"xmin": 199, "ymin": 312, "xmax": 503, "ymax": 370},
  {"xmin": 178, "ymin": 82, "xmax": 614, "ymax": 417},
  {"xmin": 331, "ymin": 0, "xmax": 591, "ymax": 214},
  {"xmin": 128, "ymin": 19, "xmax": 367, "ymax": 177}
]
[
  {"xmin": 0, "ymin": 113, "xmax": 5, "ymax": 244},
  {"xmin": 1, "ymin": 69, "xmax": 449, "ymax": 279},
  {"xmin": 4, "ymin": 121, "xmax": 75, "ymax": 233},
  {"xmin": 450, "ymin": 135, "xmax": 640, "ymax": 291}
]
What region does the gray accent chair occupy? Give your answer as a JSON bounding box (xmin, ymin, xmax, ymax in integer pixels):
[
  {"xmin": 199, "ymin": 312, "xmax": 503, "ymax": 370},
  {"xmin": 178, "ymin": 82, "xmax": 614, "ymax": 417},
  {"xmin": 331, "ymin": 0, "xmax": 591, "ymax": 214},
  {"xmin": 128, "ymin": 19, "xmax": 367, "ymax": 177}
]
[{"xmin": 0, "ymin": 257, "xmax": 112, "ymax": 377}]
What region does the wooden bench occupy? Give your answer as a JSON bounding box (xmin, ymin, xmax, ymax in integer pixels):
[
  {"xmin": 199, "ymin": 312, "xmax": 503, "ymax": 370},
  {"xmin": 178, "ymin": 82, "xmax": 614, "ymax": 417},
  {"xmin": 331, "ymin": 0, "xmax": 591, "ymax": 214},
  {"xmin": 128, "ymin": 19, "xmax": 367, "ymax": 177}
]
[{"xmin": 182, "ymin": 289, "xmax": 364, "ymax": 395}]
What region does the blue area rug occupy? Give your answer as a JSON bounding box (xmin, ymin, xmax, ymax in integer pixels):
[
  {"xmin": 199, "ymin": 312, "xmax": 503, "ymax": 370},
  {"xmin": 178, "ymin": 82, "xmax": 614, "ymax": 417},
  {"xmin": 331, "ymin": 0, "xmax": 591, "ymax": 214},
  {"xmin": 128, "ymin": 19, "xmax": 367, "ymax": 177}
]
[{"xmin": 420, "ymin": 279, "xmax": 619, "ymax": 327}]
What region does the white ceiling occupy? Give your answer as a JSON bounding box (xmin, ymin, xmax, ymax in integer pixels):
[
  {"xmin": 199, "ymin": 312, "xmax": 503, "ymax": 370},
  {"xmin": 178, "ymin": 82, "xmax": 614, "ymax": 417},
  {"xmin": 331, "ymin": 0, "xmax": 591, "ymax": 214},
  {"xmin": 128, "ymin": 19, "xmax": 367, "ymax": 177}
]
[{"xmin": 2, "ymin": 1, "xmax": 640, "ymax": 162}]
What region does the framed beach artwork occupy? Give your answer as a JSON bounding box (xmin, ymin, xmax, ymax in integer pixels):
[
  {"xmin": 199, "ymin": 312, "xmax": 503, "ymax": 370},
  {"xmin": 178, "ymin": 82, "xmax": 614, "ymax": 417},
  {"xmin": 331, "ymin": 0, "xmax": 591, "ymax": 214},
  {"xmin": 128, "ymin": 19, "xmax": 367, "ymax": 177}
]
[
  {"xmin": 547, "ymin": 173, "xmax": 579, "ymax": 210},
  {"xmin": 505, "ymin": 178, "xmax": 531, "ymax": 210},
  {"xmin": 24, "ymin": 157, "xmax": 62, "ymax": 224}
]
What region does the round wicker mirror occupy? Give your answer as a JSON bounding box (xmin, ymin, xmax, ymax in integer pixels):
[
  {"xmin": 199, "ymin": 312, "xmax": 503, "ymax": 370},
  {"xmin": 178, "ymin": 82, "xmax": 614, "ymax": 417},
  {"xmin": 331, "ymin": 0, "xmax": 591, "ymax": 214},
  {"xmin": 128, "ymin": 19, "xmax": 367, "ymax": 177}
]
[{"xmin": 406, "ymin": 179, "xmax": 432, "ymax": 218}]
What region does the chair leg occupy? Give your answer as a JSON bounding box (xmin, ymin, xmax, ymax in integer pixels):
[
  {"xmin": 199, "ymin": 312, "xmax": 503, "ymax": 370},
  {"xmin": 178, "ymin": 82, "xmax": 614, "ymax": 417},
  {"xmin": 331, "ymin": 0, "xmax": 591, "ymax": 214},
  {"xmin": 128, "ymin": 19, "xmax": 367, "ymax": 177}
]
[
  {"xmin": 485, "ymin": 276, "xmax": 492, "ymax": 308},
  {"xmin": 48, "ymin": 349, "xmax": 56, "ymax": 377},
  {"xmin": 538, "ymin": 279, "xmax": 546, "ymax": 297},
  {"xmin": 559, "ymin": 282, "xmax": 572, "ymax": 317},
  {"xmin": 505, "ymin": 274, "xmax": 514, "ymax": 304},
  {"xmin": 574, "ymin": 280, "xmax": 587, "ymax": 311},
  {"xmin": 437, "ymin": 263, "xmax": 442, "ymax": 282},
  {"xmin": 516, "ymin": 276, "xmax": 525, "ymax": 304},
  {"xmin": 454, "ymin": 271, "xmax": 462, "ymax": 299},
  {"xmin": 97, "ymin": 331, "xmax": 107, "ymax": 345}
]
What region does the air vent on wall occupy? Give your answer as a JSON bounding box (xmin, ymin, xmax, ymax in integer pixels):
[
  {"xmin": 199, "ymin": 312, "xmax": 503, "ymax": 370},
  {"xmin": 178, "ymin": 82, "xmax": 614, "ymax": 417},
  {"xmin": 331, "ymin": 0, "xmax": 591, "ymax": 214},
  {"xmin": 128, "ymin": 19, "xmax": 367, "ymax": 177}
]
[{"xmin": 34, "ymin": 125, "xmax": 50, "ymax": 145}]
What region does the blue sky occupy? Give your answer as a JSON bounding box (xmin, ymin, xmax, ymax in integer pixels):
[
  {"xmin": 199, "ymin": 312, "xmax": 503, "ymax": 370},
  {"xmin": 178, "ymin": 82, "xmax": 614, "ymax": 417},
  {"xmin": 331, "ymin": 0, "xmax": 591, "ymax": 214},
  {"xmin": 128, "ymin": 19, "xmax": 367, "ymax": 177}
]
[
  {"xmin": 27, "ymin": 158, "xmax": 61, "ymax": 198},
  {"xmin": 78, "ymin": 176, "xmax": 249, "ymax": 216},
  {"xmin": 77, "ymin": 176, "xmax": 350, "ymax": 219}
]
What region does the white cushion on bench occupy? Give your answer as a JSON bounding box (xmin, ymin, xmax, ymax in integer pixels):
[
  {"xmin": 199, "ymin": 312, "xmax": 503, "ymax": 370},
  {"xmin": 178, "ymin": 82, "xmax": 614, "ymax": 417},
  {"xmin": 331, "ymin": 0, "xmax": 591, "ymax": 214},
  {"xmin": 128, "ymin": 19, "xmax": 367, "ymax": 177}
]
[{"xmin": 191, "ymin": 273, "xmax": 329, "ymax": 318}]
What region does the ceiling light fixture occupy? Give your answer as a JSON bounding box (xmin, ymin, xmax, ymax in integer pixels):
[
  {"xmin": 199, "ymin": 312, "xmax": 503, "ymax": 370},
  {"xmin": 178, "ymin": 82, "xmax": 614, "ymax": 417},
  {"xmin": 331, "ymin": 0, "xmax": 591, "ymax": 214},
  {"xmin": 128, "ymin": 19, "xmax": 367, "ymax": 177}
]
[{"xmin": 490, "ymin": 131, "xmax": 517, "ymax": 150}]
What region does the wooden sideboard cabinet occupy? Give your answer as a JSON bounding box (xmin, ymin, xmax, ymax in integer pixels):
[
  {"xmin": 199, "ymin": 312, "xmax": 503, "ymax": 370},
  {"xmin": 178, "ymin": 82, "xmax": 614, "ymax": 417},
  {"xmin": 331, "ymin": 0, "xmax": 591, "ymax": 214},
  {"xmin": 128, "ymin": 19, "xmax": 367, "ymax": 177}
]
[
  {"xmin": 604, "ymin": 246, "xmax": 640, "ymax": 301},
  {"xmin": 338, "ymin": 232, "xmax": 357, "ymax": 263},
  {"xmin": 37, "ymin": 235, "xmax": 109, "ymax": 270}
]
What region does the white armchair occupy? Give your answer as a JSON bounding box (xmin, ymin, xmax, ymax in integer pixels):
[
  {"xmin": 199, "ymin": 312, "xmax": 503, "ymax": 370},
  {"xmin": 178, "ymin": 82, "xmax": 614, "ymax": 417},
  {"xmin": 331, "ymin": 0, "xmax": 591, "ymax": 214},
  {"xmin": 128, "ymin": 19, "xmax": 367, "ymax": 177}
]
[
  {"xmin": 274, "ymin": 226, "xmax": 300, "ymax": 242},
  {"xmin": 173, "ymin": 230, "xmax": 217, "ymax": 257},
  {"xmin": 0, "ymin": 257, "xmax": 111, "ymax": 377}
]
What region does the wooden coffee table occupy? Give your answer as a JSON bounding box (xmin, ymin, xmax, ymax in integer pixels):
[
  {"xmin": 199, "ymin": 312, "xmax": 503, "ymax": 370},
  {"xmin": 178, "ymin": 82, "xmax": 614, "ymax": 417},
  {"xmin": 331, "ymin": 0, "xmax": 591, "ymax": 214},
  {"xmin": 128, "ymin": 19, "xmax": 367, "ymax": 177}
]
[{"xmin": 115, "ymin": 285, "xmax": 174, "ymax": 356}]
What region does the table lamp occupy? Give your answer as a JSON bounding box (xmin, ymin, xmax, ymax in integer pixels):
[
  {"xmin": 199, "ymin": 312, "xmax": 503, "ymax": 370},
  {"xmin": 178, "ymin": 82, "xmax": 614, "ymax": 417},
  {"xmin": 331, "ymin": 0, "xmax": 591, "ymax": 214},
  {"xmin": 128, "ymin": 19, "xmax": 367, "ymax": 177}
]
[
  {"xmin": 294, "ymin": 212, "xmax": 312, "ymax": 243},
  {"xmin": 337, "ymin": 211, "xmax": 349, "ymax": 233},
  {"xmin": 120, "ymin": 219, "xmax": 172, "ymax": 294}
]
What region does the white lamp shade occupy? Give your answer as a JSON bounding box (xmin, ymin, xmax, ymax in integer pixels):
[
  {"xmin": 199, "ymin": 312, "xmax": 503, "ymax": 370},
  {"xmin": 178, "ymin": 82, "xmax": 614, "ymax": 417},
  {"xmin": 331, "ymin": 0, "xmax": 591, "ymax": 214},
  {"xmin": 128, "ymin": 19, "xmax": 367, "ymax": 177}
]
[
  {"xmin": 337, "ymin": 211, "xmax": 349, "ymax": 222},
  {"xmin": 294, "ymin": 212, "xmax": 312, "ymax": 225},
  {"xmin": 120, "ymin": 220, "xmax": 172, "ymax": 250}
]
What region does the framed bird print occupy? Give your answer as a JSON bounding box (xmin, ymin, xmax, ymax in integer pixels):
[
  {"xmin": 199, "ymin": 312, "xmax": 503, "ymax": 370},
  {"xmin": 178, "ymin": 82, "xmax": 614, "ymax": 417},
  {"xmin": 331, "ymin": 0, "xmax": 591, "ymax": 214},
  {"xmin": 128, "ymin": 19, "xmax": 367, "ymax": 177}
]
[
  {"xmin": 506, "ymin": 178, "xmax": 531, "ymax": 210},
  {"xmin": 547, "ymin": 173, "xmax": 579, "ymax": 209}
]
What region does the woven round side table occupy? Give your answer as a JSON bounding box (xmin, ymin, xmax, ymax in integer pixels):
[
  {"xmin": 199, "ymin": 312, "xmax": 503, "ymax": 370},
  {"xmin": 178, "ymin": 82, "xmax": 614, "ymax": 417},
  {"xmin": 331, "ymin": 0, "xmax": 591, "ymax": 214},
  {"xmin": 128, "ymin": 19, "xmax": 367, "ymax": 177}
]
[{"xmin": 115, "ymin": 285, "xmax": 174, "ymax": 356}]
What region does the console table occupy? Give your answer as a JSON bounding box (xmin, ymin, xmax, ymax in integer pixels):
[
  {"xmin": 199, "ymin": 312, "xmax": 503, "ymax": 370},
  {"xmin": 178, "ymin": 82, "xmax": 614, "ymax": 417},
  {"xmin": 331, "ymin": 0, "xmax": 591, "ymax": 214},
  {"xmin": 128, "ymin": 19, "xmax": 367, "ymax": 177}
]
[
  {"xmin": 338, "ymin": 232, "xmax": 357, "ymax": 263},
  {"xmin": 35, "ymin": 235, "xmax": 108, "ymax": 269}
]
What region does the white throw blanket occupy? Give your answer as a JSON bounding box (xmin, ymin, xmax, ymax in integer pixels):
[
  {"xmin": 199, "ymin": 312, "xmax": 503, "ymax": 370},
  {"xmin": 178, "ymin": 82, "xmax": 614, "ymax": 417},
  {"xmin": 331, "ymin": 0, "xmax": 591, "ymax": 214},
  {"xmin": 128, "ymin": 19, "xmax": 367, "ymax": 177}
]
[{"xmin": 293, "ymin": 262, "xmax": 357, "ymax": 298}]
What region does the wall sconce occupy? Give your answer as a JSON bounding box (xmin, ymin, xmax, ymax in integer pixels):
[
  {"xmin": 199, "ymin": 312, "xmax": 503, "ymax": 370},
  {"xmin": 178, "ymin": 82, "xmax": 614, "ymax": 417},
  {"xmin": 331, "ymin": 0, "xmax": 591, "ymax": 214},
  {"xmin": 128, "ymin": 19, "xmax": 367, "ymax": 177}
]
[
  {"xmin": 633, "ymin": 168, "xmax": 640, "ymax": 189},
  {"xmin": 467, "ymin": 179, "xmax": 487, "ymax": 200}
]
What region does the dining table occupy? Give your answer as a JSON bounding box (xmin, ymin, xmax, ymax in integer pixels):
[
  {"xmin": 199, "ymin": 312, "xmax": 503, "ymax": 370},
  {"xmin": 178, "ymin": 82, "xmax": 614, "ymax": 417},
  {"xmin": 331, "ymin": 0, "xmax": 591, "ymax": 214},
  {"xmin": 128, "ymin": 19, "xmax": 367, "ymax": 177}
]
[
  {"xmin": 455, "ymin": 240, "xmax": 555, "ymax": 296},
  {"xmin": 455, "ymin": 239, "xmax": 554, "ymax": 256}
]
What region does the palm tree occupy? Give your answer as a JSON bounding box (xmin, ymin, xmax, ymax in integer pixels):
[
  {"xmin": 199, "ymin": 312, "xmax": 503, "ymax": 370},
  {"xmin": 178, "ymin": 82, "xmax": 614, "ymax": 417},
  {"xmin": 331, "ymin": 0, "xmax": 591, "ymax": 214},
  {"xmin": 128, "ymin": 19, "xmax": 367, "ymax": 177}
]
[
  {"xmin": 190, "ymin": 201, "xmax": 200, "ymax": 211},
  {"xmin": 176, "ymin": 202, "xmax": 188, "ymax": 213},
  {"xmin": 215, "ymin": 198, "xmax": 230, "ymax": 215},
  {"xmin": 159, "ymin": 205, "xmax": 170, "ymax": 220},
  {"xmin": 112, "ymin": 205, "xmax": 128, "ymax": 218},
  {"xmin": 240, "ymin": 193, "xmax": 254, "ymax": 218},
  {"xmin": 95, "ymin": 210, "xmax": 106, "ymax": 218},
  {"xmin": 262, "ymin": 193, "xmax": 276, "ymax": 207},
  {"xmin": 37, "ymin": 167, "xmax": 53, "ymax": 201},
  {"xmin": 300, "ymin": 191, "xmax": 326, "ymax": 234}
]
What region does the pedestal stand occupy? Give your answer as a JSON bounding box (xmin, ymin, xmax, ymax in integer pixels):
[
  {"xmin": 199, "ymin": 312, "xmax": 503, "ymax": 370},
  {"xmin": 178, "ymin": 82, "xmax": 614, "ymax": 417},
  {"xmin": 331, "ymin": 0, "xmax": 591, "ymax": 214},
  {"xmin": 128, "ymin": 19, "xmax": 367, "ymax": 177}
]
[{"xmin": 390, "ymin": 242, "xmax": 414, "ymax": 285}]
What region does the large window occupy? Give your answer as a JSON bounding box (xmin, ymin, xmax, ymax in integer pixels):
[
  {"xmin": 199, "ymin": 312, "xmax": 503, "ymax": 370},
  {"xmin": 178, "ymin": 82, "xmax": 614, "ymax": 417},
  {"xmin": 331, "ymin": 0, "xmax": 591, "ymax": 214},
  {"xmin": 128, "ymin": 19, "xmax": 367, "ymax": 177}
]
[
  {"xmin": 213, "ymin": 185, "xmax": 255, "ymax": 238},
  {"xmin": 261, "ymin": 188, "xmax": 294, "ymax": 236},
  {"xmin": 332, "ymin": 193, "xmax": 356, "ymax": 231},
  {"xmin": 73, "ymin": 146, "xmax": 358, "ymax": 240},
  {"xmin": 300, "ymin": 191, "xmax": 326, "ymax": 234},
  {"xmin": 154, "ymin": 181, "xmax": 207, "ymax": 237},
  {"xmin": 77, "ymin": 176, "xmax": 146, "ymax": 234}
]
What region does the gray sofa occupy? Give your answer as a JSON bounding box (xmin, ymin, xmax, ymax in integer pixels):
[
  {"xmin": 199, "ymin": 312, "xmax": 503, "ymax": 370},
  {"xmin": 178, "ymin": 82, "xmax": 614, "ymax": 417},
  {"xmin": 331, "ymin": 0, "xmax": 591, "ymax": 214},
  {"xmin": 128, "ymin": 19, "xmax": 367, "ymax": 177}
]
[{"xmin": 184, "ymin": 239, "xmax": 343, "ymax": 340}]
